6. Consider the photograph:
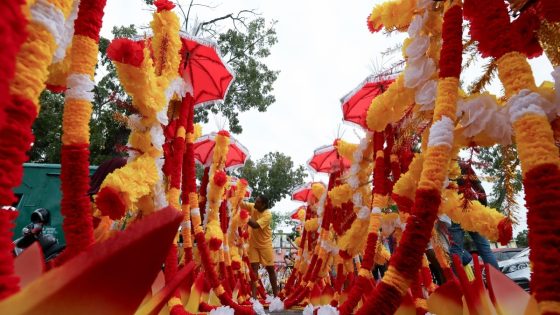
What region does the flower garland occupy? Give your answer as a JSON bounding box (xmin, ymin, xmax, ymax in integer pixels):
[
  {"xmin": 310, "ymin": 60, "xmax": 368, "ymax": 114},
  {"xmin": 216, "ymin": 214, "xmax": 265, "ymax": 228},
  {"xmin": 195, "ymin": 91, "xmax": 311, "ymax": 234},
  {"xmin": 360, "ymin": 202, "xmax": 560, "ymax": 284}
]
[
  {"xmin": 0, "ymin": 0, "xmax": 73, "ymax": 224},
  {"xmin": 339, "ymin": 131, "xmax": 387, "ymax": 315},
  {"xmin": 97, "ymin": 3, "xmax": 183, "ymax": 218},
  {"xmin": 356, "ymin": 2, "xmax": 463, "ymax": 314},
  {"xmin": 181, "ymin": 94, "xmax": 198, "ymax": 264},
  {"xmin": 465, "ymin": 0, "xmax": 560, "ymax": 311},
  {"xmin": 439, "ymin": 189, "xmax": 512, "ymax": 245},
  {"xmin": 56, "ymin": 0, "xmax": 108, "ymax": 265},
  {"xmin": 0, "ymin": 0, "xmax": 28, "ymax": 300},
  {"xmin": 336, "ymin": 133, "xmax": 373, "ymax": 259}
]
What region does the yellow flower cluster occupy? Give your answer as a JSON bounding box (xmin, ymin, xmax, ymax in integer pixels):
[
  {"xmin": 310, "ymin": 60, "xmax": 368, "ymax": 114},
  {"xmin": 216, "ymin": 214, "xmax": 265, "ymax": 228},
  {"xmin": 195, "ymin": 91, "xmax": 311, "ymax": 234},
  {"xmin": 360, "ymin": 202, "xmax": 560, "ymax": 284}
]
[
  {"xmin": 374, "ymin": 240, "xmax": 391, "ymax": 265},
  {"xmin": 368, "ymin": 0, "xmax": 416, "ymax": 31},
  {"xmin": 151, "ymin": 10, "xmax": 181, "ymax": 81},
  {"xmin": 392, "ymin": 153, "xmax": 423, "ymax": 201},
  {"xmin": 46, "ymin": 49, "xmax": 71, "ymax": 88},
  {"xmin": 496, "ymin": 52, "xmax": 537, "ymax": 97},
  {"xmin": 366, "ymin": 75, "xmax": 415, "ymax": 132},
  {"xmin": 439, "ymin": 189, "xmax": 507, "ymax": 242},
  {"xmin": 328, "ymin": 184, "xmax": 353, "ymax": 208},
  {"xmin": 100, "ymin": 155, "xmax": 160, "ymax": 211},
  {"xmin": 304, "ymin": 218, "xmax": 319, "ymax": 232},
  {"xmin": 335, "ymin": 140, "xmax": 358, "ymax": 161},
  {"xmin": 513, "ymin": 114, "xmax": 560, "ymax": 174},
  {"xmin": 112, "ymin": 59, "xmax": 169, "ymax": 126},
  {"xmin": 206, "ymin": 132, "xmax": 230, "ymax": 223}
]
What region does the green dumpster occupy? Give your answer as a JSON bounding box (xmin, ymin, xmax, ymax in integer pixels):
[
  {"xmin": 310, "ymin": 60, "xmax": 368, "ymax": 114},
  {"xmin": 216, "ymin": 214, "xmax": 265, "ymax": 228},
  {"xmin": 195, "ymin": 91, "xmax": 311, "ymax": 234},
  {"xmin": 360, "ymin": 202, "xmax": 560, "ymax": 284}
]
[{"xmin": 12, "ymin": 163, "xmax": 98, "ymax": 245}]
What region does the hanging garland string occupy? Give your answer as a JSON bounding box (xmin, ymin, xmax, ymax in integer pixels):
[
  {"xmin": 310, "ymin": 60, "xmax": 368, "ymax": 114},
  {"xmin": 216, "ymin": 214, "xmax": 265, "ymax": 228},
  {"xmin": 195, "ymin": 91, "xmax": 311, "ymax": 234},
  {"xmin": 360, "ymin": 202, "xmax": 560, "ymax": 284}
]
[{"xmin": 57, "ymin": 0, "xmax": 108, "ymax": 264}]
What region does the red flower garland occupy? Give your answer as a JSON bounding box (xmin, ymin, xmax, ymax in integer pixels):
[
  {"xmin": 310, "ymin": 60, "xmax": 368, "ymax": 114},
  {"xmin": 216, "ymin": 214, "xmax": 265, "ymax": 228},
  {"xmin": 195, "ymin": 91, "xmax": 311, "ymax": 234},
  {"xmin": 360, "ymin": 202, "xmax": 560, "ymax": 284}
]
[
  {"xmin": 524, "ymin": 163, "xmax": 560, "ymax": 305},
  {"xmin": 538, "ymin": 0, "xmax": 560, "ymax": 22},
  {"xmin": 0, "ymin": 100, "xmax": 33, "ymax": 299},
  {"xmin": 511, "ymin": 8, "xmax": 543, "ymax": 59},
  {"xmin": 463, "ymin": 0, "xmax": 515, "ymax": 59},
  {"xmin": 58, "ymin": 144, "xmax": 95, "ymax": 261},
  {"xmin": 439, "ymin": 5, "xmax": 464, "ymax": 78},
  {"xmin": 0, "ymin": 208, "xmax": 19, "ymax": 300},
  {"xmin": 0, "ymin": 0, "xmax": 27, "ymax": 127},
  {"xmin": 0, "ymin": 0, "xmax": 28, "ymax": 206}
]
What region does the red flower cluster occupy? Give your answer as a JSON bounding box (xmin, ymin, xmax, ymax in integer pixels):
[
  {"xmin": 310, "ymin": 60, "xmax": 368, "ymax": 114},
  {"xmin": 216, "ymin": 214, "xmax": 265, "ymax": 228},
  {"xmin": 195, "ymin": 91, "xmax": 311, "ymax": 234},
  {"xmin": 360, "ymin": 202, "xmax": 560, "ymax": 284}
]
[
  {"xmin": 217, "ymin": 130, "xmax": 231, "ymax": 138},
  {"xmin": 464, "ymin": 0, "xmax": 515, "ymax": 59},
  {"xmin": 239, "ymin": 209, "xmax": 249, "ymax": 220},
  {"xmin": 538, "ymin": 0, "xmax": 560, "ymax": 22},
  {"xmin": 0, "ymin": 209, "xmax": 19, "ymax": 300},
  {"xmin": 367, "ymin": 13, "xmax": 381, "ymax": 33},
  {"xmin": 497, "ymin": 218, "xmax": 512, "ymax": 246},
  {"xmin": 439, "ymin": 5, "xmax": 463, "ymax": 78},
  {"xmin": 96, "ymin": 186, "xmax": 127, "ymax": 220},
  {"xmin": 154, "ymin": 0, "xmax": 176, "ymax": 13},
  {"xmin": 73, "ymin": 0, "xmax": 107, "ymax": 43},
  {"xmin": 57, "ymin": 144, "xmax": 95, "ymax": 263},
  {"xmin": 511, "ymin": 8, "xmax": 543, "ymax": 59},
  {"xmin": 524, "ymin": 163, "xmax": 560, "ymax": 304},
  {"xmin": 213, "ymin": 170, "xmax": 228, "ymax": 187},
  {"xmin": 107, "ymin": 38, "xmax": 145, "ymax": 67}
]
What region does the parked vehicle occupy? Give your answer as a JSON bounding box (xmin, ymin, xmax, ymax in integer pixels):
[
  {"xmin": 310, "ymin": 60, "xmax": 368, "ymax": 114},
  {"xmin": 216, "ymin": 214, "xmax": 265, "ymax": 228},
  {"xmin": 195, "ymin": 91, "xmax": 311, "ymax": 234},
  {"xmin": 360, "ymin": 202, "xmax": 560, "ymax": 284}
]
[
  {"xmin": 492, "ymin": 247, "xmax": 526, "ymax": 262},
  {"xmin": 499, "ymin": 248, "xmax": 530, "ymax": 292}
]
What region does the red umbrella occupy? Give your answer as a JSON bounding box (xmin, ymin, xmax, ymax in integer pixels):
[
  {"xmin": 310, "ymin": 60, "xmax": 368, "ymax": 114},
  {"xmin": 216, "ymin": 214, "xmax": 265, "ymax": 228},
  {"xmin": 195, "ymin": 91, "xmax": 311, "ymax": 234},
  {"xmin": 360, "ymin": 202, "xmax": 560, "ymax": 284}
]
[
  {"xmin": 340, "ymin": 75, "xmax": 395, "ymax": 129},
  {"xmin": 291, "ymin": 182, "xmax": 326, "ymax": 203},
  {"xmin": 193, "ymin": 132, "xmax": 250, "ymax": 172},
  {"xmin": 179, "ymin": 32, "xmax": 235, "ymax": 107},
  {"xmin": 307, "ymin": 141, "xmax": 351, "ymax": 174}
]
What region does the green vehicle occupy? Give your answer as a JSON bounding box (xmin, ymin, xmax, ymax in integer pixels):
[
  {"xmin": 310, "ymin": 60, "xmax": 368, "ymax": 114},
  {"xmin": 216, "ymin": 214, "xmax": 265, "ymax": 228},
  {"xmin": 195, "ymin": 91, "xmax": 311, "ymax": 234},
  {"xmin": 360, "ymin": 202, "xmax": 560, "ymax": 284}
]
[{"xmin": 12, "ymin": 163, "xmax": 97, "ymax": 245}]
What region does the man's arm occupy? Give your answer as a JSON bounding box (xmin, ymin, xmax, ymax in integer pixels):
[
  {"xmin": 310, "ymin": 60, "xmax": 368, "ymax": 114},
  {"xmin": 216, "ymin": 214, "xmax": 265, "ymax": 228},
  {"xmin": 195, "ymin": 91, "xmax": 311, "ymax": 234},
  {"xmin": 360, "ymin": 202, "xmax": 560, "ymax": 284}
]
[{"xmin": 248, "ymin": 218, "xmax": 260, "ymax": 229}]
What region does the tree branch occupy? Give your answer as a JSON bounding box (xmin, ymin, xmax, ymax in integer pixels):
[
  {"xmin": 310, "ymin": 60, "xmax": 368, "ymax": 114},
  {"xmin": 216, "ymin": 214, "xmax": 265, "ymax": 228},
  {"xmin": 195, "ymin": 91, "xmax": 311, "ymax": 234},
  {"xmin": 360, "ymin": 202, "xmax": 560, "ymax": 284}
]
[{"xmin": 227, "ymin": 23, "xmax": 276, "ymax": 63}]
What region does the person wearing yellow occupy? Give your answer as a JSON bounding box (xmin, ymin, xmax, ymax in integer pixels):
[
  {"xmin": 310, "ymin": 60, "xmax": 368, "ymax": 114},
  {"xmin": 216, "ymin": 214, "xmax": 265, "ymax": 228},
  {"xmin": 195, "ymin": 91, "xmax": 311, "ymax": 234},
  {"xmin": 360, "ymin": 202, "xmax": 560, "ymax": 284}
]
[{"xmin": 243, "ymin": 195, "xmax": 278, "ymax": 297}]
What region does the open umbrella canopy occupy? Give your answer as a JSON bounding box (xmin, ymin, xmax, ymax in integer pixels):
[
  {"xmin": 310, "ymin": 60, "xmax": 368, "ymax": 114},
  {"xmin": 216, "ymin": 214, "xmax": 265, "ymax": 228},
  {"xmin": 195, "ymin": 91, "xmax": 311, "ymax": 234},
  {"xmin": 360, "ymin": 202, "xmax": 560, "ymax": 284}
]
[
  {"xmin": 179, "ymin": 32, "xmax": 235, "ymax": 107},
  {"xmin": 193, "ymin": 132, "xmax": 250, "ymax": 171},
  {"xmin": 340, "ymin": 75, "xmax": 395, "ymax": 129},
  {"xmin": 307, "ymin": 142, "xmax": 351, "ymax": 174},
  {"xmin": 291, "ymin": 182, "xmax": 326, "ymax": 203}
]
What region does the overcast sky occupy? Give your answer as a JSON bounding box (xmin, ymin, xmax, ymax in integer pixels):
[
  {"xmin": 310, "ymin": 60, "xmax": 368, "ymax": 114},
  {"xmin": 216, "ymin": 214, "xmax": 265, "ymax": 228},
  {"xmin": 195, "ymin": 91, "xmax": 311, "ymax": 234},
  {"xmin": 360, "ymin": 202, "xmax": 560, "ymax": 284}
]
[{"xmin": 100, "ymin": 0, "xmax": 555, "ymax": 235}]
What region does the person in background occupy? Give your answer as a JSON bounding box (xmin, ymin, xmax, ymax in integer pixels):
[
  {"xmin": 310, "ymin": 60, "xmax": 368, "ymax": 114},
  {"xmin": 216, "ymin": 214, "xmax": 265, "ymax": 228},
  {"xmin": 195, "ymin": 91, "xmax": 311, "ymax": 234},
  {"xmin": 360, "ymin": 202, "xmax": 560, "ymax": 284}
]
[
  {"xmin": 450, "ymin": 162, "xmax": 499, "ymax": 270},
  {"xmin": 242, "ymin": 195, "xmax": 278, "ymax": 297}
]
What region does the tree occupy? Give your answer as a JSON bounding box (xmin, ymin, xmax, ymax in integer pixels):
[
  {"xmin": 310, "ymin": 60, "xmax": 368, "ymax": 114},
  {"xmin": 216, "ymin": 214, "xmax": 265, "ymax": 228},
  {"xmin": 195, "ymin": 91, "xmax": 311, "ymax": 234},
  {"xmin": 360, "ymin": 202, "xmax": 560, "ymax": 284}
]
[
  {"xmin": 476, "ymin": 145, "xmax": 523, "ymax": 220},
  {"xmin": 234, "ymin": 152, "xmax": 307, "ymax": 208},
  {"xmin": 515, "ymin": 229, "xmax": 529, "ymax": 247}
]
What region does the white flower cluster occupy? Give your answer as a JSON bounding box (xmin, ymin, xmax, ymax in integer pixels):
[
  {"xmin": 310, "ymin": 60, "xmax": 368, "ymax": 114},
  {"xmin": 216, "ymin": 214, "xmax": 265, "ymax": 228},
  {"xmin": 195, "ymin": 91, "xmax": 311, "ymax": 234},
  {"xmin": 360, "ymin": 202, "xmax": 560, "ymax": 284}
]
[
  {"xmin": 54, "ymin": 0, "xmax": 81, "ymax": 63},
  {"xmin": 427, "ymin": 116, "xmax": 454, "ymax": 148},
  {"xmin": 404, "ymin": 0, "xmax": 439, "ymax": 112},
  {"xmin": 349, "ymin": 133, "xmax": 373, "ymax": 221},
  {"xmin": 457, "ymin": 94, "xmax": 512, "ymax": 145}
]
